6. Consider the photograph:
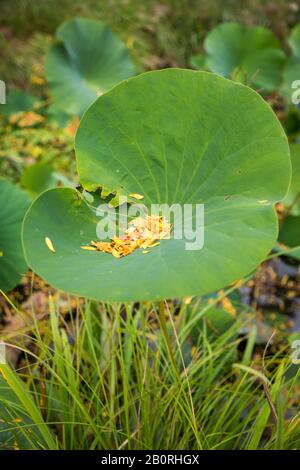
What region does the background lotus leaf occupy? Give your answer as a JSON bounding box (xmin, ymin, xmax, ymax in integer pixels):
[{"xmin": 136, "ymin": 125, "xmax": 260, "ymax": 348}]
[
  {"xmin": 283, "ymin": 23, "xmax": 300, "ymax": 100},
  {"xmin": 45, "ymin": 17, "xmax": 136, "ymax": 116},
  {"xmin": 279, "ymin": 143, "xmax": 300, "ymax": 260},
  {"xmin": 282, "ymin": 143, "xmax": 300, "ymax": 215},
  {"xmin": 0, "ymin": 180, "xmax": 31, "ymax": 291},
  {"xmin": 204, "ymin": 22, "xmax": 286, "ymax": 92},
  {"xmin": 279, "ymin": 215, "xmax": 300, "ymax": 261},
  {"xmin": 0, "ymin": 90, "xmax": 37, "ymax": 118}
]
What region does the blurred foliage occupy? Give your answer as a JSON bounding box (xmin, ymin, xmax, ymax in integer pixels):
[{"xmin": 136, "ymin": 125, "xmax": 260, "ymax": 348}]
[
  {"xmin": 0, "ymin": 109, "xmax": 76, "ymax": 183},
  {"xmin": 1, "ymin": 0, "xmax": 300, "ymax": 94}
]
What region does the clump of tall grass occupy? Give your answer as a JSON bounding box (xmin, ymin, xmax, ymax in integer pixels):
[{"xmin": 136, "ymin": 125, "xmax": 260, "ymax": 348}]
[{"xmin": 0, "ymin": 293, "xmax": 299, "ymax": 450}]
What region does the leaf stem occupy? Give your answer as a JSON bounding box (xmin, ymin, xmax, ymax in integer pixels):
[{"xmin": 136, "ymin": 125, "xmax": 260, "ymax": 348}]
[{"xmin": 158, "ymin": 300, "xmax": 180, "ymax": 379}]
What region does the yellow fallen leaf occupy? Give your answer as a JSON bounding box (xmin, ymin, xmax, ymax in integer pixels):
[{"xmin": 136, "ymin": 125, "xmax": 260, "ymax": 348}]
[
  {"xmin": 13, "ymin": 418, "xmax": 23, "ymax": 423},
  {"xmin": 148, "ymin": 241, "xmax": 160, "ymax": 248},
  {"xmin": 126, "ymin": 36, "xmax": 135, "ymax": 49},
  {"xmin": 65, "ymin": 116, "xmax": 79, "ymax": 136},
  {"xmin": 129, "ymin": 193, "xmax": 144, "ymax": 200},
  {"xmin": 80, "ymin": 246, "xmax": 97, "ymax": 251},
  {"xmin": 112, "ymin": 249, "xmax": 121, "ymax": 258},
  {"xmin": 31, "ymin": 146, "xmax": 42, "ymax": 158},
  {"xmin": 45, "ymin": 237, "xmax": 55, "ymax": 253},
  {"xmin": 31, "ymin": 75, "xmax": 45, "ymax": 85},
  {"xmin": 221, "ymin": 297, "xmax": 236, "ymax": 316}
]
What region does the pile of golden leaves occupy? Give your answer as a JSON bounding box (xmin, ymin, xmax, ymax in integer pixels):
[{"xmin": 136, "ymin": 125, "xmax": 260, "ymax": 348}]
[{"xmin": 81, "ymin": 215, "xmax": 171, "ymax": 258}]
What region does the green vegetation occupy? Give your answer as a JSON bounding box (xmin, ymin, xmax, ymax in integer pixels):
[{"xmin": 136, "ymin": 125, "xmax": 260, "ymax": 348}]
[
  {"xmin": 1, "ymin": 295, "xmax": 300, "ymax": 450},
  {"xmin": 0, "ymin": 180, "xmax": 31, "ymax": 291},
  {"xmin": 0, "ymin": 0, "xmax": 300, "ymax": 451}
]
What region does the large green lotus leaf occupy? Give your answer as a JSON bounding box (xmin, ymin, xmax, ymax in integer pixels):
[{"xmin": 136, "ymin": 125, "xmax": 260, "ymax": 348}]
[
  {"xmin": 23, "ymin": 70, "xmax": 290, "ymax": 301},
  {"xmin": 45, "ymin": 17, "xmax": 136, "ymax": 117},
  {"xmin": 282, "ymin": 144, "xmax": 300, "ymax": 215},
  {"xmin": 283, "ymin": 23, "xmax": 300, "ymax": 99},
  {"xmin": 0, "ymin": 180, "xmax": 31, "ymax": 291},
  {"xmin": 204, "ymin": 22, "xmax": 285, "ymax": 93}
]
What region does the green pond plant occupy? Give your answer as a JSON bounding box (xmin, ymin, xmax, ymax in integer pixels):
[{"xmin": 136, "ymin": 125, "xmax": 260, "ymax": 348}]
[
  {"xmin": 283, "ymin": 23, "xmax": 300, "ymax": 99},
  {"xmin": 45, "ymin": 17, "xmax": 137, "ymax": 117},
  {"xmin": 279, "ymin": 143, "xmax": 300, "ymax": 259},
  {"xmin": 194, "ymin": 22, "xmax": 286, "ymax": 93},
  {"xmin": 186, "ymin": 19, "xmax": 300, "ymax": 159},
  {"xmin": 20, "ymin": 162, "xmax": 74, "ymax": 197},
  {"xmin": 0, "ymin": 179, "xmax": 31, "ymax": 291},
  {"xmin": 22, "ymin": 69, "xmax": 291, "ymax": 302},
  {"xmin": 282, "ymin": 143, "xmax": 300, "ymax": 216},
  {"xmin": 0, "ymin": 89, "xmax": 37, "ymax": 118},
  {"xmin": 280, "ymin": 215, "xmax": 300, "ymax": 251}
]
